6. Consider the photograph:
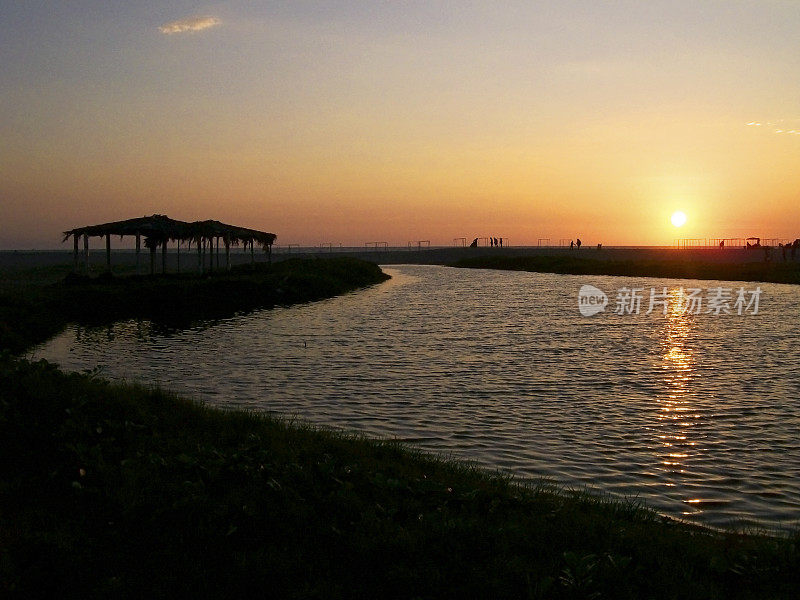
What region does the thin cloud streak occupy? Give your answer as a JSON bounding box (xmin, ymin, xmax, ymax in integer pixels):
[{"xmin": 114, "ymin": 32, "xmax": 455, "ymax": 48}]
[
  {"xmin": 159, "ymin": 16, "xmax": 220, "ymax": 35},
  {"xmin": 747, "ymin": 119, "xmax": 800, "ymax": 135}
]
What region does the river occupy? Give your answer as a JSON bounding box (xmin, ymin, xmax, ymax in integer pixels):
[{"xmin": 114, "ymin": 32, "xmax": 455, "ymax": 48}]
[{"xmin": 34, "ymin": 265, "xmax": 800, "ymax": 531}]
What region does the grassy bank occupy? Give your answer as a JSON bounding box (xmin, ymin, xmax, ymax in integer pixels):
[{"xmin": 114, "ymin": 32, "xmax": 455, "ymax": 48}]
[
  {"xmin": 2, "ymin": 356, "xmax": 798, "ymax": 599},
  {"xmin": 0, "ymin": 257, "xmax": 389, "ymax": 354},
  {"xmin": 452, "ymin": 255, "xmax": 800, "ymax": 284},
  {"xmin": 1, "ymin": 258, "xmax": 799, "ymax": 598}
]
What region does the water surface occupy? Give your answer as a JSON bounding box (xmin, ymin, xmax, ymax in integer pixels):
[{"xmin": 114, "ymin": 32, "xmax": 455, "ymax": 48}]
[{"xmin": 35, "ymin": 265, "xmax": 800, "ymax": 530}]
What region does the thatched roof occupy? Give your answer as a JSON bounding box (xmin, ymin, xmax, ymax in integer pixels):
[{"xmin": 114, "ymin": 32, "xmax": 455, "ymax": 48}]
[
  {"xmin": 63, "ymin": 215, "xmax": 276, "ymax": 247},
  {"xmin": 188, "ymin": 220, "xmax": 277, "ymax": 246}
]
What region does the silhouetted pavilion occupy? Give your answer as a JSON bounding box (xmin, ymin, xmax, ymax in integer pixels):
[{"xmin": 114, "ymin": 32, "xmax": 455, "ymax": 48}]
[{"xmin": 63, "ymin": 215, "xmax": 277, "ymax": 275}]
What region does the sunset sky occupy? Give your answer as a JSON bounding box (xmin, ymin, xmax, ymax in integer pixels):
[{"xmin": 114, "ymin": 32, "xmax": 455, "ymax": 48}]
[{"xmin": 2, "ymin": 1, "xmax": 799, "ymax": 249}]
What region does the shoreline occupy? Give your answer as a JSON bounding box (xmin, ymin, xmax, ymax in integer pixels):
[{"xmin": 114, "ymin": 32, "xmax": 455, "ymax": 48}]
[
  {"xmin": 0, "ymin": 257, "xmax": 389, "ymax": 354},
  {"xmin": 1, "ymin": 257, "xmax": 798, "ymax": 597},
  {"xmin": 0, "ymin": 245, "xmax": 788, "ymax": 270},
  {"xmin": 3, "ymin": 356, "xmax": 798, "ymax": 598},
  {"xmin": 450, "ymin": 253, "xmax": 800, "ymax": 285}
]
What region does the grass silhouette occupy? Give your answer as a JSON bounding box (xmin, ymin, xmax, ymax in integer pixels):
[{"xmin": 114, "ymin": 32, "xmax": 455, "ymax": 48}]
[
  {"xmin": 453, "ymin": 254, "xmax": 800, "ymax": 284},
  {"xmin": 1, "ymin": 258, "xmax": 798, "ymax": 598}
]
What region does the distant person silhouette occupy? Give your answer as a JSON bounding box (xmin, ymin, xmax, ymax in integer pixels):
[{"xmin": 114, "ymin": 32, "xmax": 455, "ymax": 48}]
[
  {"xmin": 597, "ymin": 243, "xmax": 602, "ymax": 250},
  {"xmin": 499, "ymin": 238, "xmax": 503, "ymax": 247},
  {"xmin": 490, "ymin": 237, "xmax": 494, "ymax": 247},
  {"xmin": 470, "ymin": 238, "xmax": 478, "ymax": 248},
  {"xmin": 570, "ymin": 240, "xmax": 574, "ymax": 249},
  {"xmin": 494, "ymin": 237, "xmax": 499, "ymax": 247},
  {"xmin": 576, "ymin": 238, "xmax": 582, "ymax": 249}
]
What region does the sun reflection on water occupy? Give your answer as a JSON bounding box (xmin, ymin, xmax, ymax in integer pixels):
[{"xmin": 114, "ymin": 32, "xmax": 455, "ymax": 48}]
[
  {"xmin": 31, "ymin": 267, "xmax": 800, "ymax": 528},
  {"xmin": 655, "ymin": 287, "xmax": 707, "ymax": 515}
]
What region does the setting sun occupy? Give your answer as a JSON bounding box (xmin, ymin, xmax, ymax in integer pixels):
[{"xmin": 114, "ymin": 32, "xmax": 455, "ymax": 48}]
[{"xmin": 671, "ymin": 211, "xmax": 688, "ymax": 228}]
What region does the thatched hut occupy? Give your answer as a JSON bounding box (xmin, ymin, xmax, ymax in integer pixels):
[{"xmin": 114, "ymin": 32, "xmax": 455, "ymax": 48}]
[{"xmin": 63, "ymin": 215, "xmax": 276, "ymax": 275}]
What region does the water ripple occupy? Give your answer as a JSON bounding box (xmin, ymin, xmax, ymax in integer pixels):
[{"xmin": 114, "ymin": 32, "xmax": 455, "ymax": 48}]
[{"xmin": 34, "ymin": 265, "xmax": 800, "ymax": 531}]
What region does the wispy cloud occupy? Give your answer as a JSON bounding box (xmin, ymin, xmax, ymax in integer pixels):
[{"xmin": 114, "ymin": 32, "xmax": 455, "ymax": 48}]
[
  {"xmin": 159, "ymin": 16, "xmax": 220, "ymax": 35},
  {"xmin": 746, "ymin": 119, "xmax": 800, "ymax": 136}
]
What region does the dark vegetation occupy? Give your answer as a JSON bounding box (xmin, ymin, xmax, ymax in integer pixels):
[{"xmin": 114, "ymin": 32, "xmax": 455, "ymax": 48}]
[
  {"xmin": 1, "ymin": 257, "xmax": 798, "ymax": 598},
  {"xmin": 2, "ymin": 357, "xmax": 799, "ymax": 599},
  {"xmin": 0, "ymin": 257, "xmax": 389, "ymax": 354},
  {"xmin": 453, "ymin": 255, "xmax": 800, "ymax": 284}
]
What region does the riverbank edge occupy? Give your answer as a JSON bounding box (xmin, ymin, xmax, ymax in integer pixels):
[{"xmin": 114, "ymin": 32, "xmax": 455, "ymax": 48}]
[
  {"xmin": 1, "ymin": 259, "xmax": 798, "ymax": 598},
  {"xmin": 3, "ymin": 357, "xmax": 799, "ymax": 599},
  {"xmin": 0, "ymin": 256, "xmax": 390, "ymax": 355},
  {"xmin": 451, "ymin": 254, "xmax": 800, "ymax": 284}
]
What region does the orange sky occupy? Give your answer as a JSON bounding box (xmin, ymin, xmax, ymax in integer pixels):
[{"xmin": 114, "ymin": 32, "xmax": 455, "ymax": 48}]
[{"xmin": 2, "ymin": 2, "xmax": 799, "ymax": 248}]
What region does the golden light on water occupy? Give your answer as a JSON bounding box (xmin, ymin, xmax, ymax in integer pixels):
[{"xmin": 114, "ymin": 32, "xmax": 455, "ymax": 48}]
[
  {"xmin": 656, "ymin": 289, "xmax": 698, "ymax": 466},
  {"xmin": 632, "ymin": 283, "xmax": 734, "ymax": 514},
  {"xmin": 655, "ymin": 288, "xmax": 719, "ymax": 516}
]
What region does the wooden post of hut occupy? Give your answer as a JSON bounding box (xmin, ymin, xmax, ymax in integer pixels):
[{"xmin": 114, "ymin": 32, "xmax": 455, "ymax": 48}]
[
  {"xmin": 197, "ymin": 239, "xmax": 202, "ymax": 273},
  {"xmin": 83, "ymin": 234, "xmax": 89, "ymax": 273},
  {"xmin": 73, "ymin": 234, "xmax": 79, "ymax": 273},
  {"xmin": 135, "ymin": 233, "xmax": 141, "ymax": 275},
  {"xmin": 225, "ymin": 236, "xmax": 231, "ymax": 271},
  {"xmin": 250, "ymin": 240, "xmax": 255, "ymax": 267},
  {"xmin": 176, "ymin": 239, "xmax": 180, "ymax": 273},
  {"xmin": 216, "ymin": 237, "xmax": 220, "ymax": 270},
  {"xmin": 161, "ymin": 239, "xmax": 167, "ymax": 274},
  {"xmin": 105, "ymin": 234, "xmax": 111, "ymax": 273},
  {"xmin": 267, "ymin": 243, "xmax": 272, "ymax": 265}
]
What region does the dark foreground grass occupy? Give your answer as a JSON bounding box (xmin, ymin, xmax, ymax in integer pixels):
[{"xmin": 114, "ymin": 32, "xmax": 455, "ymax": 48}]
[
  {"xmin": 0, "ymin": 257, "xmax": 389, "ymax": 355},
  {"xmin": 453, "ymin": 255, "xmax": 800, "ymax": 285},
  {"xmin": 1, "ymin": 356, "xmax": 798, "ymax": 599},
  {"xmin": 2, "ymin": 259, "xmax": 798, "ymax": 598}
]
